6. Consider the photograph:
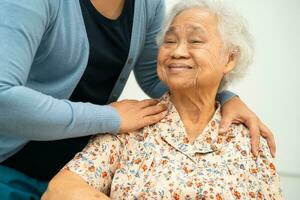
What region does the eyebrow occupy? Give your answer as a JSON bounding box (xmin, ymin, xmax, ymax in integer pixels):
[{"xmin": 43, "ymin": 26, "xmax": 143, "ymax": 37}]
[
  {"xmin": 166, "ymin": 26, "xmax": 176, "ymax": 34},
  {"xmin": 189, "ymin": 26, "xmax": 206, "ymax": 34},
  {"xmin": 166, "ymin": 25, "xmax": 206, "ymax": 35}
]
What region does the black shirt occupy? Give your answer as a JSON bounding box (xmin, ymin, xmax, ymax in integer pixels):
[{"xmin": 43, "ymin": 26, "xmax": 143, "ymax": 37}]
[
  {"xmin": 70, "ymin": 0, "xmax": 134, "ymax": 105},
  {"xmin": 2, "ymin": 0, "xmax": 134, "ymax": 181}
]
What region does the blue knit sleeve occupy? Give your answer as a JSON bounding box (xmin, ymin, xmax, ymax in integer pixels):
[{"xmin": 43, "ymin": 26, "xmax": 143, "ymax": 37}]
[
  {"xmin": 216, "ymin": 90, "xmax": 237, "ymax": 106},
  {"xmin": 133, "ymin": 0, "xmax": 168, "ymax": 99}
]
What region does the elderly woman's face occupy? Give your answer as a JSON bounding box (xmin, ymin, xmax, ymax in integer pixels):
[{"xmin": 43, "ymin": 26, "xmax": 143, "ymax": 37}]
[{"xmin": 157, "ymin": 8, "xmax": 235, "ymax": 91}]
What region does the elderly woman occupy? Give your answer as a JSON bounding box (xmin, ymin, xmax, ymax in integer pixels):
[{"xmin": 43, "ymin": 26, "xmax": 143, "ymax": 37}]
[{"xmin": 42, "ymin": 0, "xmax": 283, "ymax": 199}]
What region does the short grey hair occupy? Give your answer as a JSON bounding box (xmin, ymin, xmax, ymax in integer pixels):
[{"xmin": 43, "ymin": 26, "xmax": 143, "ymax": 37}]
[{"xmin": 157, "ymin": 0, "xmax": 254, "ymax": 91}]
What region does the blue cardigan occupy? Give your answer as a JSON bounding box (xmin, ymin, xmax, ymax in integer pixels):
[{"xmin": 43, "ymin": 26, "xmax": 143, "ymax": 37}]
[{"xmin": 0, "ymin": 0, "xmax": 235, "ymax": 161}]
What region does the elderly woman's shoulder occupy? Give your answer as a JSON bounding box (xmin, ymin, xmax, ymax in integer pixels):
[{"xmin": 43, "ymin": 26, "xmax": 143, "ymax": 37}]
[
  {"xmin": 87, "ymin": 134, "xmax": 124, "ymax": 147},
  {"xmin": 86, "ymin": 126, "xmax": 154, "ymax": 151},
  {"xmin": 118, "ymin": 127, "xmax": 152, "ymax": 143},
  {"xmin": 229, "ymin": 124, "xmax": 273, "ymax": 160}
]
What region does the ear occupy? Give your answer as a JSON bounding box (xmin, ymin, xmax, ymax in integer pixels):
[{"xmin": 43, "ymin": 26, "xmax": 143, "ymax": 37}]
[{"xmin": 223, "ymin": 48, "xmax": 238, "ymax": 74}]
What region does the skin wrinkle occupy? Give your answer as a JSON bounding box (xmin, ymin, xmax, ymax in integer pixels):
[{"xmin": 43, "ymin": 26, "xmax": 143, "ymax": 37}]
[{"xmin": 157, "ymin": 8, "xmax": 237, "ymax": 141}]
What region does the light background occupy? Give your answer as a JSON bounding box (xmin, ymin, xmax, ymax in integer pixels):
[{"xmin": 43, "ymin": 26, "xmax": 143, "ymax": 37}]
[{"xmin": 119, "ymin": 0, "xmax": 300, "ymax": 199}]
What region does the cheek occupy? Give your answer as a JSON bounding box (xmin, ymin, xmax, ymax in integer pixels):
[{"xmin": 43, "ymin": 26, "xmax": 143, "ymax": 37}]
[
  {"xmin": 193, "ymin": 67, "xmax": 224, "ymax": 89},
  {"xmin": 194, "ymin": 49, "xmax": 215, "ymax": 67},
  {"xmin": 157, "ymin": 49, "xmax": 170, "ymax": 82},
  {"xmin": 191, "ymin": 52, "xmax": 225, "ymax": 87},
  {"xmin": 157, "ymin": 63, "xmax": 165, "ymax": 82},
  {"xmin": 192, "ymin": 47, "xmax": 226, "ymax": 73}
]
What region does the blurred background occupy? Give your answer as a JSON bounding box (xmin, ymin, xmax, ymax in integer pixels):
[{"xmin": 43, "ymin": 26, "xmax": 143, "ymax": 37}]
[{"xmin": 119, "ymin": 0, "xmax": 300, "ymax": 199}]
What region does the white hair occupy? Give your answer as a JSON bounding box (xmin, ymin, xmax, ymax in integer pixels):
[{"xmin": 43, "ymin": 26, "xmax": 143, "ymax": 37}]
[{"xmin": 157, "ymin": 0, "xmax": 254, "ymax": 91}]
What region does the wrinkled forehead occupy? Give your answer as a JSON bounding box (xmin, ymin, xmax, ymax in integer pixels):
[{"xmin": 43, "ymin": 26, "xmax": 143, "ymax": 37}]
[{"xmin": 166, "ymin": 8, "xmax": 218, "ymax": 34}]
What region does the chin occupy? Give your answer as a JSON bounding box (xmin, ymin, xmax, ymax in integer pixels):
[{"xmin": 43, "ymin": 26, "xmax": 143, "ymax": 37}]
[{"xmin": 166, "ymin": 80, "xmax": 194, "ymax": 91}]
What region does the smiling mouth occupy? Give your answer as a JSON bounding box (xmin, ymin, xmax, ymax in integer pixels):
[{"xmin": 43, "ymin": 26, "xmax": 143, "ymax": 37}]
[{"xmin": 167, "ymin": 63, "xmax": 193, "ymax": 71}]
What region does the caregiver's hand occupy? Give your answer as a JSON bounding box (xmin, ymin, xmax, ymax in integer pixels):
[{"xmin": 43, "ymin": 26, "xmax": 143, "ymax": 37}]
[
  {"xmin": 110, "ymin": 99, "xmax": 167, "ymax": 133},
  {"xmin": 219, "ymin": 96, "xmax": 276, "ymax": 158}
]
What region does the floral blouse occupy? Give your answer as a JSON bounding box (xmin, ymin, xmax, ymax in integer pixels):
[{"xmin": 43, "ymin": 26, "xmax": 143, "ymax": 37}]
[{"xmin": 65, "ymin": 93, "xmax": 283, "ymax": 199}]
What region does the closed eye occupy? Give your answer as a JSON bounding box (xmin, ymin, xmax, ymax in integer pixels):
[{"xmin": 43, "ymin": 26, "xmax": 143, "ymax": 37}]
[
  {"xmin": 164, "ymin": 40, "xmax": 177, "ymax": 44},
  {"xmin": 190, "ymin": 40, "xmax": 204, "ymax": 44}
]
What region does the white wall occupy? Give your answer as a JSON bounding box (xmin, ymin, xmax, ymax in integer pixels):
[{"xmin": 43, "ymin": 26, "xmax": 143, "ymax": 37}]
[{"xmin": 120, "ymin": 0, "xmax": 300, "ymax": 198}]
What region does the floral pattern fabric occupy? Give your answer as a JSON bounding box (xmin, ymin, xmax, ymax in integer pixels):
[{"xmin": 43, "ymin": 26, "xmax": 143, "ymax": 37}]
[{"xmin": 65, "ymin": 93, "xmax": 283, "ymax": 199}]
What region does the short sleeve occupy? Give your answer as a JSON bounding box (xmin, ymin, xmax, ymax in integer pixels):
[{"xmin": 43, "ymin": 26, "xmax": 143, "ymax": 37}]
[{"xmin": 64, "ymin": 134, "xmax": 124, "ymax": 194}]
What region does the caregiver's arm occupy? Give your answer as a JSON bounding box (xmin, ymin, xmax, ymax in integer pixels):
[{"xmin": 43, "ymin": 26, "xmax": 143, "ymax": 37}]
[
  {"xmin": 0, "ymin": 1, "xmax": 120, "ymax": 140},
  {"xmin": 42, "ymin": 170, "xmax": 110, "ymax": 200},
  {"xmin": 133, "ymin": 0, "xmax": 168, "ymax": 98},
  {"xmin": 0, "ymin": 1, "xmax": 165, "ymax": 141}
]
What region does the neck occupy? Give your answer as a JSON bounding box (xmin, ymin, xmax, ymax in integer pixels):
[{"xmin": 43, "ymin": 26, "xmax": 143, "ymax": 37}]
[
  {"xmin": 170, "ymin": 87, "xmax": 218, "ymax": 142},
  {"xmin": 91, "ymin": 0, "xmax": 125, "ymax": 20}
]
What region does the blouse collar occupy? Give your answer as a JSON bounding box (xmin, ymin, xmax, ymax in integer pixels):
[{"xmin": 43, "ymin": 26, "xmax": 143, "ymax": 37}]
[{"xmin": 151, "ymin": 93, "xmax": 237, "ymax": 159}]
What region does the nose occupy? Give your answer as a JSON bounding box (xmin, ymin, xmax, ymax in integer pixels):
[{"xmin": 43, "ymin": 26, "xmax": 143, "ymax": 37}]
[{"xmin": 171, "ymin": 41, "xmax": 190, "ymax": 59}]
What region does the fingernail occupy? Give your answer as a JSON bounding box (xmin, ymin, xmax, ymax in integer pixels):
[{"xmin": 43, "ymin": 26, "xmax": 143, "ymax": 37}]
[
  {"xmin": 271, "ymin": 152, "xmax": 276, "ymax": 158},
  {"xmin": 252, "ymin": 154, "xmax": 257, "ymax": 160},
  {"xmin": 254, "ymin": 152, "xmax": 258, "ymax": 159}
]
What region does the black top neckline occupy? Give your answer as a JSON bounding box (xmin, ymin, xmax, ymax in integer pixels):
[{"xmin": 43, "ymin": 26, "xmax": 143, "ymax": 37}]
[{"xmin": 83, "ymin": 0, "xmax": 130, "ymax": 24}]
